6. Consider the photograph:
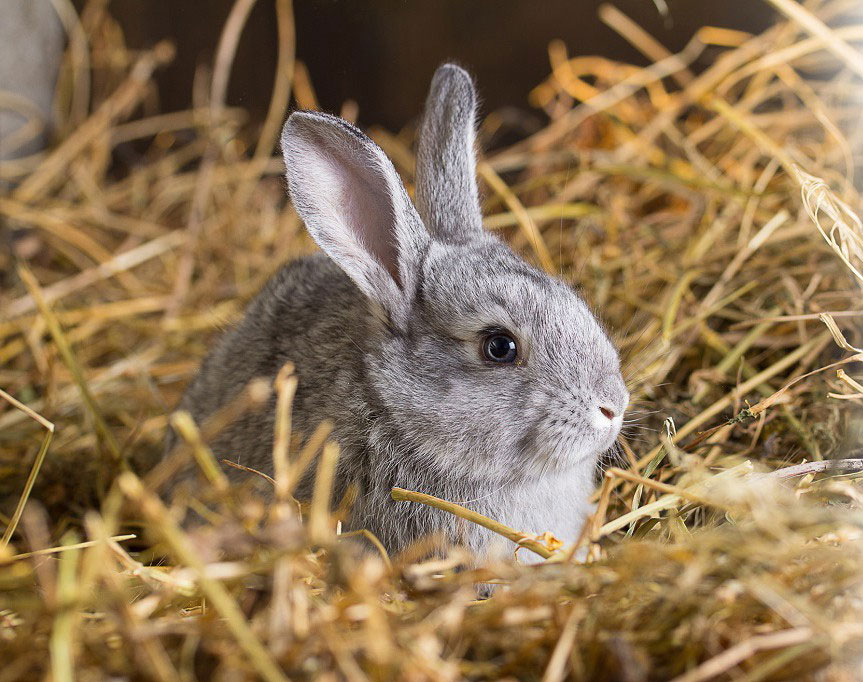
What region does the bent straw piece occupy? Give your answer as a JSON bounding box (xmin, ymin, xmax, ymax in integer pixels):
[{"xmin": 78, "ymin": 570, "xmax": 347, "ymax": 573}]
[
  {"xmin": 598, "ymin": 461, "xmax": 754, "ymax": 538},
  {"xmin": 745, "ymin": 350, "xmax": 863, "ymax": 419},
  {"xmin": 827, "ymin": 369, "xmax": 863, "ymax": 400},
  {"xmin": 795, "ymin": 167, "xmax": 863, "ymax": 286},
  {"xmin": 256, "ymin": 0, "xmax": 295, "ymax": 159},
  {"xmin": 391, "ymin": 487, "xmax": 554, "ymax": 559},
  {"xmin": 338, "ymin": 529, "xmax": 393, "ymax": 572},
  {"xmin": 0, "ymin": 386, "xmax": 54, "ymax": 432},
  {"xmin": 820, "ymin": 313, "xmax": 863, "ymax": 353},
  {"xmin": 170, "ymin": 411, "xmax": 229, "ymax": 492},
  {"xmin": 605, "ymin": 467, "xmax": 732, "ymax": 511},
  {"xmin": 210, "ymin": 0, "xmax": 259, "ymax": 114},
  {"xmin": 0, "ymin": 397, "xmax": 53, "ymax": 547},
  {"xmin": 118, "ymin": 472, "xmax": 288, "ymax": 682},
  {"xmin": 0, "ymin": 425, "xmax": 54, "ymax": 549},
  {"xmin": 753, "ymin": 458, "xmax": 863, "ymax": 481},
  {"xmin": 4, "ymin": 534, "xmax": 136, "ymax": 563},
  {"xmin": 223, "ymin": 460, "xmax": 276, "ymax": 487},
  {"xmin": 833, "ymin": 368, "xmax": 863, "ymax": 399}
]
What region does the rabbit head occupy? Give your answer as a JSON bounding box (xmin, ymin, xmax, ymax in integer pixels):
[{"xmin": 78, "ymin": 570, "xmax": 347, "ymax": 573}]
[{"xmin": 280, "ymin": 64, "xmax": 628, "ymax": 487}]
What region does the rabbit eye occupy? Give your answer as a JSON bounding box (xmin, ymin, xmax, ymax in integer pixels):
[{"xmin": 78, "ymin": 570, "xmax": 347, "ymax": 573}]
[{"xmin": 482, "ymin": 332, "xmax": 518, "ymax": 364}]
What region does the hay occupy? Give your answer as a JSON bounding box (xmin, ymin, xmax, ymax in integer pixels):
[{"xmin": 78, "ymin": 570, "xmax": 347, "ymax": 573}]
[{"xmin": 1, "ymin": 0, "xmax": 863, "ymax": 679}]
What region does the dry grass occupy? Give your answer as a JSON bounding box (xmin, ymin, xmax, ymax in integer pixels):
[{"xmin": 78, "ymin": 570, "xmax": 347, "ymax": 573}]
[{"xmin": 2, "ymin": 0, "xmax": 863, "ymax": 679}]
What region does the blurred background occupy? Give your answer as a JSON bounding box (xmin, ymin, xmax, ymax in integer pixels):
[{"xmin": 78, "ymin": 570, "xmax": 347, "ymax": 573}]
[
  {"xmin": 3, "ymin": 0, "xmax": 780, "ymax": 162},
  {"xmin": 111, "ymin": 0, "xmax": 776, "ymax": 131}
]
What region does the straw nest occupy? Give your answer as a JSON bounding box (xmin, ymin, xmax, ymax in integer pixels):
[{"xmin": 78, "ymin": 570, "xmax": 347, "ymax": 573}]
[{"xmin": 2, "ymin": 0, "xmax": 863, "ymax": 680}]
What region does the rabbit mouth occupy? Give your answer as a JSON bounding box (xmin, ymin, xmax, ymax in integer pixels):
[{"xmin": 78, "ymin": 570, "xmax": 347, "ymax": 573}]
[
  {"xmin": 594, "ymin": 423, "xmax": 624, "ymax": 455},
  {"xmin": 526, "ymin": 413, "xmax": 622, "ymax": 473}
]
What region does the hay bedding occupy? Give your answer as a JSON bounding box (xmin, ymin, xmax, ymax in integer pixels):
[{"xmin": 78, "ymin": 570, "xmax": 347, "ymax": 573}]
[{"xmin": 1, "ymin": 0, "xmax": 863, "ymax": 679}]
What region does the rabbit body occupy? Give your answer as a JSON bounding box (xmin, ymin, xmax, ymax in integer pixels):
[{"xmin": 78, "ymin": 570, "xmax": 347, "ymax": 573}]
[
  {"xmin": 167, "ymin": 65, "xmax": 628, "ymax": 562},
  {"xmin": 173, "ymin": 250, "xmax": 601, "ymax": 561}
]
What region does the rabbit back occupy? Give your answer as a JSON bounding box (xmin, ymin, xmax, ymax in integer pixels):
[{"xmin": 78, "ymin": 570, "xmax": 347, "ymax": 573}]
[{"xmin": 166, "ymin": 254, "xmax": 376, "ymax": 497}]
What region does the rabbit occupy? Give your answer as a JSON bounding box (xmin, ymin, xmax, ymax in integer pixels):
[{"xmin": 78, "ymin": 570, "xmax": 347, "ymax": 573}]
[{"xmin": 165, "ymin": 63, "xmax": 629, "ymax": 564}]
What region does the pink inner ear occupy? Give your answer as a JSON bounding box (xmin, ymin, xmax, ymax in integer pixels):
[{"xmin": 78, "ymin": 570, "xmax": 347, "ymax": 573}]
[
  {"xmin": 338, "ymin": 154, "xmax": 402, "ymax": 287},
  {"xmin": 285, "ymin": 114, "xmax": 414, "ymax": 299}
]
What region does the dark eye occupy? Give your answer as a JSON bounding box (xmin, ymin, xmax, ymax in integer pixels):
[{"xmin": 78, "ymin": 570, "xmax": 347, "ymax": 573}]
[{"xmin": 482, "ymin": 332, "xmax": 518, "ymax": 364}]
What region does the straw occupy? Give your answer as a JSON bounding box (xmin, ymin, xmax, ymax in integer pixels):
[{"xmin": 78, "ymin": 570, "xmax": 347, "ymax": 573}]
[{"xmin": 1, "ymin": 0, "xmax": 862, "ymax": 678}]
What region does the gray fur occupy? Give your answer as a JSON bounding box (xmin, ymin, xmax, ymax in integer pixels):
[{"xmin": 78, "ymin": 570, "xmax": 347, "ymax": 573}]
[
  {"xmin": 415, "ymin": 64, "xmax": 483, "ymax": 242},
  {"xmin": 166, "ymin": 64, "xmax": 628, "ymax": 563}
]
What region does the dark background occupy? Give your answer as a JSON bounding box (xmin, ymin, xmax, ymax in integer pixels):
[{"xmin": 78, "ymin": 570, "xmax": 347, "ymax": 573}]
[{"xmin": 109, "ymin": 1, "xmax": 777, "ymax": 131}]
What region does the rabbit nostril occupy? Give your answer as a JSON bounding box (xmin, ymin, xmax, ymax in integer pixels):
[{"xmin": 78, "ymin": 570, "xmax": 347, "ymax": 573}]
[{"xmin": 599, "ymin": 405, "xmax": 616, "ymax": 420}]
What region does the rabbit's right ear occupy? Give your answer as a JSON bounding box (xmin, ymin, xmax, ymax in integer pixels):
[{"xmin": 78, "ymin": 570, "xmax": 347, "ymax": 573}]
[
  {"xmin": 281, "ymin": 111, "xmax": 428, "ymax": 327},
  {"xmin": 416, "ymin": 64, "xmax": 483, "ymax": 243}
]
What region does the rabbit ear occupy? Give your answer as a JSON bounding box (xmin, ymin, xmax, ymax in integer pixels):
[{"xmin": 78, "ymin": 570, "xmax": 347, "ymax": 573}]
[
  {"xmin": 415, "ymin": 63, "xmax": 483, "ymax": 243},
  {"xmin": 281, "ymin": 111, "xmax": 428, "ymax": 324}
]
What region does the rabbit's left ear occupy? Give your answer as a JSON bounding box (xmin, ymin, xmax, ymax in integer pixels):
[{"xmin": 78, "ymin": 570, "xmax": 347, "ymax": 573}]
[
  {"xmin": 281, "ymin": 111, "xmax": 428, "ymax": 326},
  {"xmin": 416, "ymin": 64, "xmax": 483, "ymax": 243}
]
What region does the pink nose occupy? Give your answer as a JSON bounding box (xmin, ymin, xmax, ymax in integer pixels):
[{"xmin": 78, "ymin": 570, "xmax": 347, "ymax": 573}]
[{"xmin": 599, "ymin": 405, "xmax": 616, "ymax": 420}]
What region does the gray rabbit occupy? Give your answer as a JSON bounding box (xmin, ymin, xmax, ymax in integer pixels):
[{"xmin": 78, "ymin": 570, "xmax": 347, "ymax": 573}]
[{"xmin": 166, "ymin": 64, "xmax": 628, "ymax": 563}]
